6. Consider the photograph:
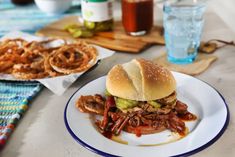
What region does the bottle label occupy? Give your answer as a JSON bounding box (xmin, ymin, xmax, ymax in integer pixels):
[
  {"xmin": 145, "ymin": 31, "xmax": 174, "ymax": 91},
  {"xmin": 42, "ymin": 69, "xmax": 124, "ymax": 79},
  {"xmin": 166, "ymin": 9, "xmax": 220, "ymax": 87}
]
[{"xmin": 82, "ymin": 0, "xmax": 113, "ymax": 22}]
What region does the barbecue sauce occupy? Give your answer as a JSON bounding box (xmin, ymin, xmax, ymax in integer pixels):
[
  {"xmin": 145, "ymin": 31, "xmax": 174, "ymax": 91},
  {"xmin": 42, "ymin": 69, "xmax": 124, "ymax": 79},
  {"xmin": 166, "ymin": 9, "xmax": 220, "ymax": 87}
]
[
  {"xmin": 175, "ymin": 125, "xmax": 186, "ymax": 137},
  {"xmin": 96, "ymin": 121, "xmax": 129, "ymax": 144},
  {"xmin": 134, "ymin": 127, "xmax": 142, "ymax": 137},
  {"xmin": 178, "ymin": 112, "xmax": 197, "ymax": 121},
  {"xmin": 102, "ymin": 130, "xmax": 113, "ymax": 139},
  {"xmin": 122, "ymin": 0, "xmax": 153, "ymax": 35}
]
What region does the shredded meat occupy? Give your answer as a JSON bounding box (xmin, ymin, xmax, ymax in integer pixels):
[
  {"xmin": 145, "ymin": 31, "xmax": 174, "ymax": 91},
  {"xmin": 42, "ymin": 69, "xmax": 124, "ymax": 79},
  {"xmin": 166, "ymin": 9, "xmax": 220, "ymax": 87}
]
[
  {"xmin": 157, "ymin": 91, "xmax": 177, "ymax": 106},
  {"xmin": 76, "ymin": 94, "xmax": 105, "ymax": 115},
  {"xmin": 175, "ymin": 100, "xmax": 188, "ymax": 114},
  {"xmin": 109, "ymin": 112, "xmax": 121, "ymax": 121},
  {"xmin": 100, "ymin": 96, "xmax": 116, "ymax": 130},
  {"xmin": 97, "ymin": 97, "xmax": 193, "ymax": 136},
  {"xmin": 107, "ymin": 108, "xmax": 187, "ymax": 135},
  {"xmin": 76, "ymin": 93, "xmax": 197, "ymax": 137},
  {"xmin": 140, "ymin": 117, "xmax": 152, "ymax": 125},
  {"xmin": 152, "ymin": 120, "xmax": 165, "ymax": 129},
  {"xmin": 157, "ymin": 108, "xmax": 171, "ymax": 114},
  {"xmin": 140, "ymin": 103, "xmax": 159, "ymax": 112},
  {"xmin": 167, "ymin": 112, "xmax": 186, "ymax": 134},
  {"xmin": 129, "ymin": 116, "xmax": 141, "ymax": 127}
]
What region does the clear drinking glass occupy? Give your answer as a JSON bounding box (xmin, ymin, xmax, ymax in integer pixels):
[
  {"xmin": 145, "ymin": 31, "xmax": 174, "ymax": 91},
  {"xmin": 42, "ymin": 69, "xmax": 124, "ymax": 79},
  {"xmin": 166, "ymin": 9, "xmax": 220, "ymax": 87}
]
[{"xmin": 163, "ymin": 0, "xmax": 206, "ymax": 64}]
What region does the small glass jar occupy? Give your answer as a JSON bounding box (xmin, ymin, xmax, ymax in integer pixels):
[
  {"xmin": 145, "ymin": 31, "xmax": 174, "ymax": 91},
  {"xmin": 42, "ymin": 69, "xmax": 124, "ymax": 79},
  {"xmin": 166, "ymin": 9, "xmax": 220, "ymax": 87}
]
[
  {"xmin": 81, "ymin": 0, "xmax": 113, "ymax": 32},
  {"xmin": 122, "ymin": 0, "xmax": 154, "ymax": 36}
]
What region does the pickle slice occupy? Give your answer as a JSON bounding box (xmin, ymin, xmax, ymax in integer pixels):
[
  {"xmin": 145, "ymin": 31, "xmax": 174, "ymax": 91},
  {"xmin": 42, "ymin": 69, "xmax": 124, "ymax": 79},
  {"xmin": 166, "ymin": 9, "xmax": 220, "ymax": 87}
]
[
  {"xmin": 72, "ymin": 30, "xmax": 82, "ymax": 38},
  {"xmin": 148, "ymin": 101, "xmax": 161, "ymax": 108},
  {"xmin": 64, "ymin": 24, "xmax": 78, "ymax": 31},
  {"xmin": 64, "ymin": 19, "xmax": 114, "ymax": 38},
  {"xmin": 64, "ymin": 24, "xmax": 94, "ymax": 38},
  {"xmin": 84, "ymin": 20, "xmax": 113, "ymax": 32},
  {"xmin": 115, "ymin": 97, "xmax": 138, "ymax": 110},
  {"xmin": 80, "ymin": 29, "xmax": 94, "ymax": 38},
  {"xmin": 84, "ymin": 20, "xmax": 96, "ymax": 30},
  {"xmin": 68, "ymin": 28, "xmax": 78, "ymax": 34}
]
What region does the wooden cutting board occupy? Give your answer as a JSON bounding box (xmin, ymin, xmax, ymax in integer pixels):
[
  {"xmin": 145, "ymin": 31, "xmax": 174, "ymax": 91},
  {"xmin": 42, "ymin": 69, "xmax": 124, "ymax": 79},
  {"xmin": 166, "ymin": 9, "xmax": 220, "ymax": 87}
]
[{"xmin": 36, "ymin": 16, "xmax": 165, "ymax": 53}]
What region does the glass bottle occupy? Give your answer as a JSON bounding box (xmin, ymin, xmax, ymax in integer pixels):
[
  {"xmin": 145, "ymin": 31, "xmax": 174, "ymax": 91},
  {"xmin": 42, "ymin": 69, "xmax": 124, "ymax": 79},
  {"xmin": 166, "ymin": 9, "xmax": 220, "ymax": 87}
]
[
  {"xmin": 81, "ymin": 0, "xmax": 114, "ymax": 32},
  {"xmin": 122, "ymin": 0, "xmax": 154, "ymax": 36}
]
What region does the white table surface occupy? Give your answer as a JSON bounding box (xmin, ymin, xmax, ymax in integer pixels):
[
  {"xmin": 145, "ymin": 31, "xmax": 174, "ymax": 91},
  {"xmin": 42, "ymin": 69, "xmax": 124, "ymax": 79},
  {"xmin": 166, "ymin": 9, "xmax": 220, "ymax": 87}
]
[{"xmin": 1, "ymin": 1, "xmax": 235, "ymax": 157}]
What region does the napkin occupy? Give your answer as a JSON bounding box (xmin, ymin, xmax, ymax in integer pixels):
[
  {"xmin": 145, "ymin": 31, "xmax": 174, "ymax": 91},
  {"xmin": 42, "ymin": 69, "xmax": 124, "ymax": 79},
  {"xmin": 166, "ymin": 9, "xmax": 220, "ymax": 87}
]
[
  {"xmin": 0, "ymin": 31, "xmax": 115, "ymax": 95},
  {"xmin": 0, "ymin": 81, "xmax": 42, "ymax": 147}
]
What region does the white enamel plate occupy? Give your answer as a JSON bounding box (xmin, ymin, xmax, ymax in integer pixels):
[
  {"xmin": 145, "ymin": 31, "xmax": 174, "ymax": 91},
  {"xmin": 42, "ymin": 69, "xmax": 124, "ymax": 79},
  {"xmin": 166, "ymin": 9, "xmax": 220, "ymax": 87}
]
[{"xmin": 64, "ymin": 72, "xmax": 229, "ymax": 157}]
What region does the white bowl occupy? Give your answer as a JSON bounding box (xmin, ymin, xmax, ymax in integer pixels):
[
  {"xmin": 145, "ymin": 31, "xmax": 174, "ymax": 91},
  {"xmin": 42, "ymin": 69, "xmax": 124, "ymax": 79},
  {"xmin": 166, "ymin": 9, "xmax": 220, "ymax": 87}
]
[{"xmin": 35, "ymin": 0, "xmax": 73, "ymax": 15}]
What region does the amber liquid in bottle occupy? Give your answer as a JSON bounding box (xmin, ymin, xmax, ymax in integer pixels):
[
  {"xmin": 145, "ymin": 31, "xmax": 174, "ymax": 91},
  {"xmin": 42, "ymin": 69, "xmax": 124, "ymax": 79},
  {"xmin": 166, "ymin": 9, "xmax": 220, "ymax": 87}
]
[{"xmin": 122, "ymin": 0, "xmax": 153, "ymax": 36}]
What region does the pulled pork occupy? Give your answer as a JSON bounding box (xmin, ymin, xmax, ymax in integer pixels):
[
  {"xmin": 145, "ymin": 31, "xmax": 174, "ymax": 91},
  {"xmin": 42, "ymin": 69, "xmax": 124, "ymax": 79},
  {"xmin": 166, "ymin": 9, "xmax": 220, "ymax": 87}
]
[{"xmin": 76, "ymin": 93, "xmax": 197, "ymax": 137}]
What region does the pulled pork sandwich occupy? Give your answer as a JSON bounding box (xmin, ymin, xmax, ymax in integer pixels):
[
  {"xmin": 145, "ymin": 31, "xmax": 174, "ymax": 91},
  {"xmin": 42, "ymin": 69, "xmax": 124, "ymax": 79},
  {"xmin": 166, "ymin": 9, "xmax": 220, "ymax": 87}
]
[{"xmin": 76, "ymin": 59, "xmax": 196, "ymax": 137}]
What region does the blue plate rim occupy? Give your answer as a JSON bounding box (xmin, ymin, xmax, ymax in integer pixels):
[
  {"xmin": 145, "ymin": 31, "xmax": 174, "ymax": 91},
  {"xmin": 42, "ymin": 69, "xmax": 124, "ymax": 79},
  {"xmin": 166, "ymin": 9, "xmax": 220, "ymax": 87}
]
[{"xmin": 64, "ymin": 74, "xmax": 230, "ymax": 157}]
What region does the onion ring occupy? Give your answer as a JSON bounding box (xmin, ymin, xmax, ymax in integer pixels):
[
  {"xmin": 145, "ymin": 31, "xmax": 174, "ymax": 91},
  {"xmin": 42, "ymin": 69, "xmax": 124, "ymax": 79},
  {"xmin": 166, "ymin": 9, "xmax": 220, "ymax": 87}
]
[
  {"xmin": 48, "ymin": 41, "xmax": 97, "ymax": 75},
  {"xmin": 12, "ymin": 51, "xmax": 49, "ymax": 79},
  {"xmin": 44, "ymin": 52, "xmax": 63, "ymax": 77},
  {"xmin": 0, "ymin": 38, "xmax": 98, "ymax": 79}
]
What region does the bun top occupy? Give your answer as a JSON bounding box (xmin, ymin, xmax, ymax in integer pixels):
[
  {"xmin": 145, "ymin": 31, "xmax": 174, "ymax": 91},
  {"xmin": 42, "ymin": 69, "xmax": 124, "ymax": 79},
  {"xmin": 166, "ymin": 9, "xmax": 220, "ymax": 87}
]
[{"xmin": 106, "ymin": 59, "xmax": 176, "ymax": 101}]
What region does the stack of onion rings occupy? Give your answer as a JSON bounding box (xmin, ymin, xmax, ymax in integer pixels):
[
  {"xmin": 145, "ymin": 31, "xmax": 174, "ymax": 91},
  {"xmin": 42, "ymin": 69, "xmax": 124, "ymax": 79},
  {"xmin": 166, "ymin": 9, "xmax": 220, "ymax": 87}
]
[
  {"xmin": 48, "ymin": 41, "xmax": 97, "ymax": 75},
  {"xmin": 0, "ymin": 39, "xmax": 98, "ymax": 79},
  {"xmin": 0, "ymin": 39, "xmax": 28, "ymax": 73}
]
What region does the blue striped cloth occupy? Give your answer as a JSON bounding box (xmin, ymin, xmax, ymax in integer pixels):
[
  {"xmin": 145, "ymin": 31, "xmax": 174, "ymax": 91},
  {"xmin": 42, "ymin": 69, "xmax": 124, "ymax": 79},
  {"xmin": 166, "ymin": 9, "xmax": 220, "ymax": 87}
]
[
  {"xmin": 0, "ymin": 81, "xmax": 42, "ymax": 147},
  {"xmin": 0, "ymin": 0, "xmax": 81, "ymax": 36}
]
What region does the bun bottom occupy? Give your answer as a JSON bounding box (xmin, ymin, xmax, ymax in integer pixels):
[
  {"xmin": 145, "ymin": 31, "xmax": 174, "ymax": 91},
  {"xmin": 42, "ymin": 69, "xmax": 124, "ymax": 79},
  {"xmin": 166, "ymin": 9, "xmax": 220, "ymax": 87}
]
[{"xmin": 124, "ymin": 125, "xmax": 166, "ymax": 135}]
